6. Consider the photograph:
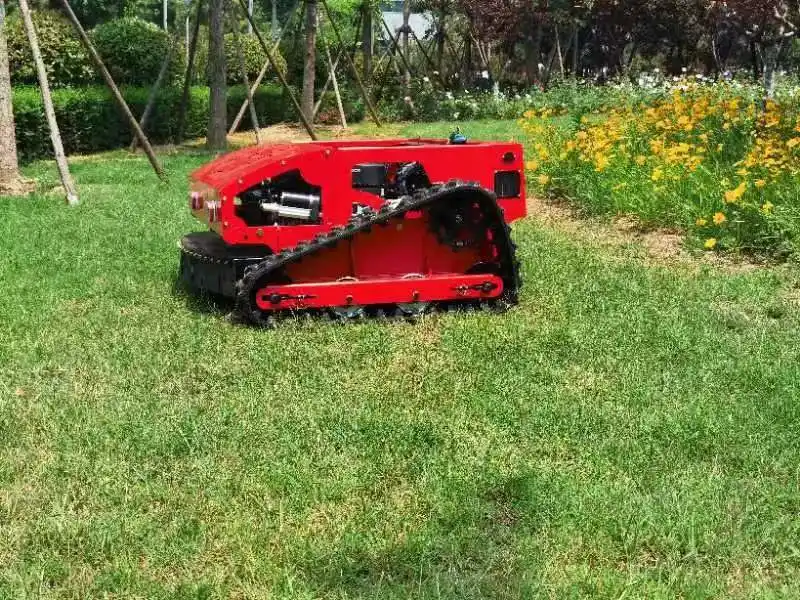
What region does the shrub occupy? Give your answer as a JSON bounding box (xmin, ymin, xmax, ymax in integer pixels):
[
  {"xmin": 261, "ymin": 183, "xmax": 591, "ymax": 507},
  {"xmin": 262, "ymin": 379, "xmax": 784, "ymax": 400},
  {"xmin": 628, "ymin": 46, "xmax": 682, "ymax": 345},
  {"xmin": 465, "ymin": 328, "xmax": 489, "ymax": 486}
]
[
  {"xmin": 91, "ymin": 18, "xmax": 184, "ymax": 86},
  {"xmin": 7, "ymin": 9, "xmax": 95, "ymax": 87},
  {"xmin": 12, "ymin": 84, "xmax": 290, "ymax": 161},
  {"xmin": 520, "ymin": 81, "xmax": 800, "ymax": 256},
  {"xmin": 194, "ymin": 28, "xmax": 288, "ymax": 85}
]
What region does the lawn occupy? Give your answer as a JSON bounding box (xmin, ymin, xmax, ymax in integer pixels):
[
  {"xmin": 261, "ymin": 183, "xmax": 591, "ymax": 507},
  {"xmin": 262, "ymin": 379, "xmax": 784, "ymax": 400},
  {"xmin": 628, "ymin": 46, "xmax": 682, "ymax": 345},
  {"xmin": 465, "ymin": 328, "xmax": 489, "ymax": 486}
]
[{"xmin": 2, "ymin": 125, "xmax": 800, "ymax": 599}]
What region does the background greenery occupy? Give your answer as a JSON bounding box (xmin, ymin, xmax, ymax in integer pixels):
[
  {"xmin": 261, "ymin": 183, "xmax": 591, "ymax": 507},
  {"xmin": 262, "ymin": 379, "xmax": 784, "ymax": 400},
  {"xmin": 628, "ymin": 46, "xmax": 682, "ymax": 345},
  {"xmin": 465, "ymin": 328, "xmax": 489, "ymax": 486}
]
[{"xmin": 11, "ymin": 84, "xmax": 290, "ymax": 161}]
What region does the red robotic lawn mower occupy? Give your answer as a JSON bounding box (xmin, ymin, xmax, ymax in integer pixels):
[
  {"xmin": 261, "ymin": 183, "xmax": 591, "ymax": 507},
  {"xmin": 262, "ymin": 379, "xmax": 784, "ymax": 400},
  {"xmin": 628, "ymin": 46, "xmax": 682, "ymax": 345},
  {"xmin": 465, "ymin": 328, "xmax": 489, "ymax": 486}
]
[{"xmin": 179, "ymin": 136, "xmax": 526, "ymax": 325}]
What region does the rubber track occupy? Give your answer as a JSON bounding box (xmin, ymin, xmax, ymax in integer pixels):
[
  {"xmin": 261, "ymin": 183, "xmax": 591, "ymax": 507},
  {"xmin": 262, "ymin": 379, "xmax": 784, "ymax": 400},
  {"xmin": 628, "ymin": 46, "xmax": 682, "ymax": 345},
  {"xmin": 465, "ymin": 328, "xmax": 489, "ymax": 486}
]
[{"xmin": 234, "ymin": 180, "xmax": 522, "ymax": 326}]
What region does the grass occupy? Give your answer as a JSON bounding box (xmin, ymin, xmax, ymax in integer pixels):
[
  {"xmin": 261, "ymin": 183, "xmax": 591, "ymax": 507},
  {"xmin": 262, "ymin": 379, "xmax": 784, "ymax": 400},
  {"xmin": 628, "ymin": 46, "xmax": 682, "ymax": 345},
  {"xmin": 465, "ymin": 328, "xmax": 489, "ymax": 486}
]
[{"xmin": 1, "ymin": 127, "xmax": 800, "ymax": 599}]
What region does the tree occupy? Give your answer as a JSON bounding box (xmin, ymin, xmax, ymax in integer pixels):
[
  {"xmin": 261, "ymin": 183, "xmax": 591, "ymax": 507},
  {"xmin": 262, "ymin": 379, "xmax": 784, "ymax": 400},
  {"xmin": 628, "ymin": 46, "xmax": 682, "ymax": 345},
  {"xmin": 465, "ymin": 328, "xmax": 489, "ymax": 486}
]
[
  {"xmin": 207, "ymin": 0, "xmax": 227, "ymax": 150},
  {"xmin": 302, "ymin": 0, "xmax": 317, "ymax": 119},
  {"xmin": 0, "ymin": 0, "xmax": 27, "ymax": 194},
  {"xmin": 710, "ymin": 0, "xmax": 799, "ymax": 97}
]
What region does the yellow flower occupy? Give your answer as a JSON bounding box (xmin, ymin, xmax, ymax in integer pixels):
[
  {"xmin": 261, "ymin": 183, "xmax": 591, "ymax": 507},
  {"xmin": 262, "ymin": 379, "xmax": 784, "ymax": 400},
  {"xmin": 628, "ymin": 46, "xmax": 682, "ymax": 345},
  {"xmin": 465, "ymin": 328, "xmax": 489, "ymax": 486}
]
[
  {"xmin": 537, "ymin": 174, "xmax": 551, "ymax": 186},
  {"xmin": 755, "ymin": 179, "xmax": 767, "ymax": 189},
  {"xmin": 635, "ymin": 155, "xmax": 647, "ymax": 166},
  {"xmin": 696, "ymin": 218, "xmax": 708, "ymax": 227},
  {"xmin": 651, "ymin": 168, "xmax": 665, "ymax": 182},
  {"xmin": 736, "ymin": 168, "xmax": 749, "ymax": 177},
  {"xmin": 724, "ymin": 182, "xmax": 747, "ymax": 204},
  {"xmin": 704, "ymin": 238, "xmax": 718, "ymax": 250},
  {"xmin": 713, "ymin": 212, "xmax": 727, "ymax": 226},
  {"xmin": 761, "ymin": 201, "xmax": 774, "ymax": 215},
  {"xmin": 526, "ymin": 160, "xmax": 539, "ymax": 171},
  {"xmin": 788, "ymin": 138, "xmax": 800, "ymax": 149},
  {"xmin": 595, "ymin": 154, "xmax": 610, "ymax": 172}
]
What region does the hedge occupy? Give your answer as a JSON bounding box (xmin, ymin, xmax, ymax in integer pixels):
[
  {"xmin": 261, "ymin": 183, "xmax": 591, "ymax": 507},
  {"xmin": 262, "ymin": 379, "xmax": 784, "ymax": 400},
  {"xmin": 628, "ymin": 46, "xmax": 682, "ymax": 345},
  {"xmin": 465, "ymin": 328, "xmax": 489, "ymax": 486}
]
[{"xmin": 12, "ymin": 84, "xmax": 291, "ymax": 162}]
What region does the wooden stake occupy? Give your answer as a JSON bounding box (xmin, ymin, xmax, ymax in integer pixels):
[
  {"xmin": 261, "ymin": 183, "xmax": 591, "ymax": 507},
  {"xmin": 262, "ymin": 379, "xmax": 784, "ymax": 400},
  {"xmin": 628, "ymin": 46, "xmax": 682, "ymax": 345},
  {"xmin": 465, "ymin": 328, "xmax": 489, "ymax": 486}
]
[
  {"xmin": 320, "ymin": 25, "xmax": 346, "ymax": 128},
  {"xmin": 411, "ymin": 30, "xmax": 447, "ymax": 87},
  {"xmin": 229, "ymin": 0, "xmax": 302, "ymax": 135},
  {"xmin": 312, "ymin": 47, "xmax": 343, "ymax": 119},
  {"xmin": 131, "ymin": 39, "xmax": 176, "ymax": 151},
  {"xmin": 177, "ymin": 0, "xmax": 203, "ymax": 143},
  {"xmin": 17, "ymin": 0, "xmax": 78, "ymax": 204},
  {"xmin": 237, "ymin": 0, "xmax": 318, "ymax": 140},
  {"xmin": 58, "ymin": 0, "xmax": 166, "ymax": 181},
  {"xmin": 232, "ymin": 20, "xmax": 261, "ymax": 144},
  {"xmin": 312, "ymin": 11, "xmax": 361, "ymax": 121},
  {"xmin": 319, "ymin": 0, "xmax": 381, "ymax": 126},
  {"xmin": 380, "ymin": 18, "xmax": 415, "ymax": 87}
]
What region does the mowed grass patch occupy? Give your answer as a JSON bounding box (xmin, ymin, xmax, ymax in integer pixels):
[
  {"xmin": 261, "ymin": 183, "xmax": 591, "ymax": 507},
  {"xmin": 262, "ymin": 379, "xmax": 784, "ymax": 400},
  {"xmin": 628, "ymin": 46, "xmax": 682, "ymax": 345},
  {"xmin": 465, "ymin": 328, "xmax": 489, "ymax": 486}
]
[{"xmin": 1, "ymin": 136, "xmax": 800, "ymax": 598}]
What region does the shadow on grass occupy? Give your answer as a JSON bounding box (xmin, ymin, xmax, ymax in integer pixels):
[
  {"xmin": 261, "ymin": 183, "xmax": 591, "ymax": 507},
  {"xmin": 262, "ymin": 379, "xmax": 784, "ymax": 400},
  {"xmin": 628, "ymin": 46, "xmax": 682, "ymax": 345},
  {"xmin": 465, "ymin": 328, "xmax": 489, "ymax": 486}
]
[
  {"xmin": 171, "ymin": 276, "xmax": 235, "ymax": 318},
  {"xmin": 298, "ymin": 472, "xmax": 567, "ymax": 598}
]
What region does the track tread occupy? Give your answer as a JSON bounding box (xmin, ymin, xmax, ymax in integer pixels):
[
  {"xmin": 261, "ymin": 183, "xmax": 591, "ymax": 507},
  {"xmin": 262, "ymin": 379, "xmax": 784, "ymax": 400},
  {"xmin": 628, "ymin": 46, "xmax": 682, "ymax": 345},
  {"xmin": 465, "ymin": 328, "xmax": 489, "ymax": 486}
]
[{"xmin": 233, "ymin": 180, "xmax": 522, "ymax": 326}]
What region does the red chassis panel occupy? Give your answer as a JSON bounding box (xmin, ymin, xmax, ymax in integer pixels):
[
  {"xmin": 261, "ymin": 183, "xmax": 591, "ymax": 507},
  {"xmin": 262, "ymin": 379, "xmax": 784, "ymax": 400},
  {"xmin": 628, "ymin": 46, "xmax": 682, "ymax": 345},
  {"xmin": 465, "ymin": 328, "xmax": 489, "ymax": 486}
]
[{"xmin": 190, "ymin": 138, "xmax": 527, "ymax": 251}]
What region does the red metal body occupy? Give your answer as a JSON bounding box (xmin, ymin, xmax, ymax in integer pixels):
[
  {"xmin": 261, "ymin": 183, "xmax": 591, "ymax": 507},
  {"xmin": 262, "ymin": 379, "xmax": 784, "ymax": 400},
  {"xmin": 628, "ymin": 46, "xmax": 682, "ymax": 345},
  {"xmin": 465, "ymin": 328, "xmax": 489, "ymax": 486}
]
[{"xmin": 183, "ymin": 138, "xmax": 527, "ymax": 316}]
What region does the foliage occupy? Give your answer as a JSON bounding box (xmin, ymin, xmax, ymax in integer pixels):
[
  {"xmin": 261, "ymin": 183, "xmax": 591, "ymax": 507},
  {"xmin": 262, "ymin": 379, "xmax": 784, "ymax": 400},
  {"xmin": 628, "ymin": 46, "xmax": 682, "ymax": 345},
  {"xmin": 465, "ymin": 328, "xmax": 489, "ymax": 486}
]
[
  {"xmin": 6, "ymin": 9, "xmax": 95, "ymax": 87},
  {"xmin": 194, "ymin": 28, "xmax": 288, "ymax": 85},
  {"xmin": 90, "ymin": 17, "xmax": 184, "ymax": 86},
  {"xmin": 11, "ymin": 84, "xmax": 289, "ymax": 161},
  {"xmin": 520, "ymin": 79, "xmax": 800, "ymax": 256}
]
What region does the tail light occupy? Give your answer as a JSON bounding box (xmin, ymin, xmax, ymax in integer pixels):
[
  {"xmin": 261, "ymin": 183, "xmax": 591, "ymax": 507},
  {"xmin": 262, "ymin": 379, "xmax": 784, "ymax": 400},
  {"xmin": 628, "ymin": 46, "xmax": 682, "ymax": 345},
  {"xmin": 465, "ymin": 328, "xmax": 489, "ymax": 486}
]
[{"xmin": 189, "ymin": 180, "xmax": 223, "ymax": 231}]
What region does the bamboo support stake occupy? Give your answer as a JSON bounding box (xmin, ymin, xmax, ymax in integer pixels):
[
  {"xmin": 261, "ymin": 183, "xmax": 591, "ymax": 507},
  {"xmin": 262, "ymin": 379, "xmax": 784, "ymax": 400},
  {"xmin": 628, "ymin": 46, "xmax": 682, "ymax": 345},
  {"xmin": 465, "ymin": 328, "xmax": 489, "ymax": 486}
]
[
  {"xmin": 58, "ymin": 0, "xmax": 166, "ymax": 181},
  {"xmin": 411, "ymin": 30, "xmax": 447, "ymax": 87},
  {"xmin": 18, "ymin": 0, "xmax": 78, "ymax": 204},
  {"xmin": 380, "ymin": 18, "xmax": 415, "ymax": 87},
  {"xmin": 312, "ymin": 47, "xmax": 343, "ymax": 119},
  {"xmin": 313, "ymin": 11, "xmax": 361, "ymax": 121},
  {"xmin": 232, "ymin": 22, "xmax": 261, "ymax": 144},
  {"xmin": 229, "ymin": 0, "xmax": 304, "ymax": 134},
  {"xmin": 320, "ymin": 28, "xmax": 346, "ymax": 128},
  {"xmin": 236, "ymin": 0, "xmax": 318, "ymax": 140},
  {"xmin": 319, "ymin": 0, "xmax": 381, "ymax": 126},
  {"xmin": 131, "ymin": 40, "xmax": 176, "ymax": 151}
]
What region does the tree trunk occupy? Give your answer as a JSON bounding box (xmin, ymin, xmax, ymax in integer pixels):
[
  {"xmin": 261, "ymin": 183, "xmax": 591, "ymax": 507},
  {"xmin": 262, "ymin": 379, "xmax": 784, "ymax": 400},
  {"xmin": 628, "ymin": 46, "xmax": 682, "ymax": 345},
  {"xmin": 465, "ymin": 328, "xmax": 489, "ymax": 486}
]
[
  {"xmin": 402, "ymin": 0, "xmax": 410, "ymax": 87},
  {"xmin": 750, "ymin": 40, "xmax": 760, "ymax": 81},
  {"xmin": 436, "ymin": 7, "xmax": 445, "ymax": 73},
  {"xmin": 572, "ymin": 19, "xmax": 579, "ymax": 76},
  {"xmin": 18, "ymin": 0, "xmax": 78, "ymax": 204},
  {"xmin": 362, "ymin": 1, "xmax": 372, "ymax": 80},
  {"xmin": 555, "ymin": 25, "xmax": 564, "ymax": 79},
  {"xmin": 177, "ymin": 0, "xmax": 202, "ymax": 143},
  {"xmin": 462, "ymin": 34, "xmax": 471, "ymax": 86},
  {"xmin": 207, "ymin": 0, "xmax": 227, "ymax": 150},
  {"xmin": 0, "ymin": 0, "xmax": 26, "ymax": 194},
  {"xmin": 526, "ymin": 21, "xmax": 543, "ymax": 84},
  {"xmin": 302, "ymin": 0, "xmax": 318, "ymax": 120},
  {"xmin": 272, "ymin": 0, "xmax": 278, "ymax": 39},
  {"xmin": 762, "ymin": 42, "xmax": 782, "ymax": 101}
]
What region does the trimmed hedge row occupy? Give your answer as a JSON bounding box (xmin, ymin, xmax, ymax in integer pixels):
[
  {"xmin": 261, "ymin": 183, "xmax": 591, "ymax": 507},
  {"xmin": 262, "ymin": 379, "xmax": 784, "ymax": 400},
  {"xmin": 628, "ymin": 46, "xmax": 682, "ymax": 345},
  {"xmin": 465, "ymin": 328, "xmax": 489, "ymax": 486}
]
[{"xmin": 13, "ymin": 84, "xmax": 291, "ymax": 162}]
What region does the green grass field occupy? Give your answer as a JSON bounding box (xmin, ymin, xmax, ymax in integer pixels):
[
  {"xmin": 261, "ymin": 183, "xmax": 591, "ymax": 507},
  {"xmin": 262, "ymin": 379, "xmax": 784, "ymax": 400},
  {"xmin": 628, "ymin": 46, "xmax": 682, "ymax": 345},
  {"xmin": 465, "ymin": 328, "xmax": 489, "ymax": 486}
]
[{"xmin": 2, "ymin": 124, "xmax": 800, "ymax": 599}]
